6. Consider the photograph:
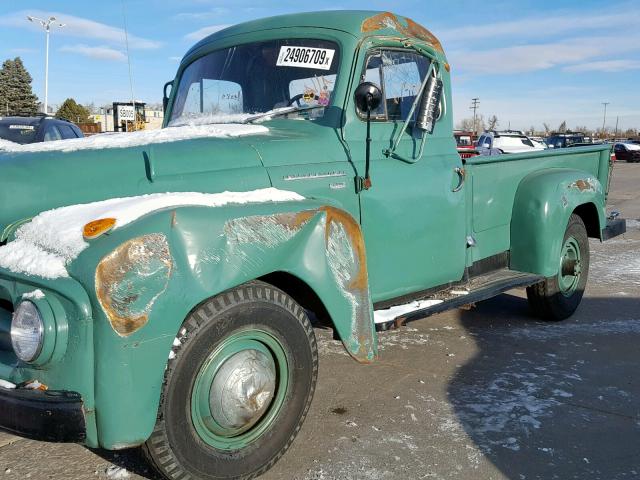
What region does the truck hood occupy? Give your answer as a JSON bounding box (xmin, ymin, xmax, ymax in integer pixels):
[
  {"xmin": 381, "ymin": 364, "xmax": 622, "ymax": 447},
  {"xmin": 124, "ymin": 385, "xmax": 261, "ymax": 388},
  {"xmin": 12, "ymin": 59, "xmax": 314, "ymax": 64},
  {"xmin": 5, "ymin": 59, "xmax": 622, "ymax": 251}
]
[{"xmin": 0, "ymin": 123, "xmax": 271, "ymax": 239}]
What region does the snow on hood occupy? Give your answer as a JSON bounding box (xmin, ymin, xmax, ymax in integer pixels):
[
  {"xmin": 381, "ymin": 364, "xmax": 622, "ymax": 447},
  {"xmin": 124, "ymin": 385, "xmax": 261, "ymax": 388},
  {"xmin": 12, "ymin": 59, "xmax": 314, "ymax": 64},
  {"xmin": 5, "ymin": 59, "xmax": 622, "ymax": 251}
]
[
  {"xmin": 0, "ymin": 188, "xmax": 304, "ymax": 279},
  {"xmin": 0, "ymin": 123, "xmax": 268, "ymax": 154}
]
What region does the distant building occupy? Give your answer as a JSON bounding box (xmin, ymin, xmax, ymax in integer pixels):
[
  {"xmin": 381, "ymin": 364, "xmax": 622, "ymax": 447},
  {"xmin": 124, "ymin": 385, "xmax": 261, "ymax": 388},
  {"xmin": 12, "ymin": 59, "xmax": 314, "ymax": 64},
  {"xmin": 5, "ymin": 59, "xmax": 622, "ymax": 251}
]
[{"xmin": 90, "ymin": 103, "xmax": 164, "ymax": 132}]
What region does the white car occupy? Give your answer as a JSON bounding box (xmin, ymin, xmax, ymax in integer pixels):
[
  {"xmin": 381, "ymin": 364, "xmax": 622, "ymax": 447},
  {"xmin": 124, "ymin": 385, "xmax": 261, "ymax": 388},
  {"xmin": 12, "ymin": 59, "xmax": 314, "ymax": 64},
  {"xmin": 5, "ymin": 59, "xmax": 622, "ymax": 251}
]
[{"xmin": 476, "ymin": 131, "xmax": 546, "ymax": 154}]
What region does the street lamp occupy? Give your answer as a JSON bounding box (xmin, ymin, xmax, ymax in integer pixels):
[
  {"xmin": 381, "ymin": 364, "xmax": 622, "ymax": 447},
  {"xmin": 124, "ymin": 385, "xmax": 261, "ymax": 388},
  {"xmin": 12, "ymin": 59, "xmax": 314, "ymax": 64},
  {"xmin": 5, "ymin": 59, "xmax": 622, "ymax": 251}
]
[{"xmin": 27, "ymin": 15, "xmax": 66, "ymax": 115}]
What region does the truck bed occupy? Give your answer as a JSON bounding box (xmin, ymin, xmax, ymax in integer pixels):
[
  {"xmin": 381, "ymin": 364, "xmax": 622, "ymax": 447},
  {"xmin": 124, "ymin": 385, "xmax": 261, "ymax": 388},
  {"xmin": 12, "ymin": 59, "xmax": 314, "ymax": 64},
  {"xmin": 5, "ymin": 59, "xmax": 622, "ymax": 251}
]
[{"xmin": 464, "ymin": 144, "xmax": 612, "ymax": 263}]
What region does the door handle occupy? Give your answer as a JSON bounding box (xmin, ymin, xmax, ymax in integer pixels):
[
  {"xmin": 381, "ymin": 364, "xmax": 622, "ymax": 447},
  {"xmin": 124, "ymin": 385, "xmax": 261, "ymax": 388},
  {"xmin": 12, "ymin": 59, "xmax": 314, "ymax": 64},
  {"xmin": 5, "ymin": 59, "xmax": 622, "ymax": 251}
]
[{"xmin": 452, "ymin": 167, "xmax": 466, "ymax": 192}]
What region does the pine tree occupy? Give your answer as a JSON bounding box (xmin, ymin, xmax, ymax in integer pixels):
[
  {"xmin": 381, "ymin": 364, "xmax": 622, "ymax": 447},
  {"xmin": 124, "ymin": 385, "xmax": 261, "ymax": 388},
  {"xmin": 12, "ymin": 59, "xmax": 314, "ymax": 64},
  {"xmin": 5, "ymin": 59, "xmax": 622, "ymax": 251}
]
[
  {"xmin": 0, "ymin": 57, "xmax": 38, "ymax": 116},
  {"xmin": 55, "ymin": 98, "xmax": 91, "ymax": 123}
]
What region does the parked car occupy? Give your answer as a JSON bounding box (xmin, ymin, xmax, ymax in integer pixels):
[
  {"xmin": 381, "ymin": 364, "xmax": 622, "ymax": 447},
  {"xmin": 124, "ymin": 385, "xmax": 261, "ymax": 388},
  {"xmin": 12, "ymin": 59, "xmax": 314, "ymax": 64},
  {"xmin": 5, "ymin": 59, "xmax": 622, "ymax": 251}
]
[
  {"xmin": 0, "ymin": 10, "xmax": 625, "ymax": 480},
  {"xmin": 476, "ymin": 130, "xmax": 545, "ymax": 154},
  {"xmin": 613, "ymin": 142, "xmax": 640, "ymax": 162},
  {"xmin": 454, "ymin": 130, "xmax": 476, "ymax": 150},
  {"xmin": 545, "ymin": 133, "xmax": 587, "ymax": 149},
  {"xmin": 0, "ymin": 115, "xmax": 83, "ymax": 145}
]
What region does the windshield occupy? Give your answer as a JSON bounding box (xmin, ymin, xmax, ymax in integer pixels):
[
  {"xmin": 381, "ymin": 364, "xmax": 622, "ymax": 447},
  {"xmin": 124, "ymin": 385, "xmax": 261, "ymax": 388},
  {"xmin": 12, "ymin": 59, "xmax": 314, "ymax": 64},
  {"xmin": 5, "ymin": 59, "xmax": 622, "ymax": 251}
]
[
  {"xmin": 169, "ymin": 39, "xmax": 340, "ymax": 126},
  {"xmin": 0, "ymin": 120, "xmax": 39, "ymax": 144}
]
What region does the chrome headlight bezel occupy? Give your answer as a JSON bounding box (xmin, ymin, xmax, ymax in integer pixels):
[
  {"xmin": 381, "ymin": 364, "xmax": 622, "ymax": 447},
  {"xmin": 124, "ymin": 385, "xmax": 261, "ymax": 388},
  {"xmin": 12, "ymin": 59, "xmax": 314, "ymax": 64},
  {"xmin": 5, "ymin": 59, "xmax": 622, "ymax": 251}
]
[
  {"xmin": 10, "ymin": 291, "xmax": 67, "ymax": 365},
  {"xmin": 11, "ymin": 300, "xmax": 44, "ymax": 363}
]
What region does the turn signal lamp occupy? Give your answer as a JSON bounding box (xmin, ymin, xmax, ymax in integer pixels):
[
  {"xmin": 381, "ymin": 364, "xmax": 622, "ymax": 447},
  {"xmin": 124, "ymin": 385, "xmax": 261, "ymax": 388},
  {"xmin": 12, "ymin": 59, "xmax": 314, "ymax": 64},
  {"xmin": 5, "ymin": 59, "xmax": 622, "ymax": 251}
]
[{"xmin": 83, "ymin": 218, "xmax": 116, "ymax": 240}]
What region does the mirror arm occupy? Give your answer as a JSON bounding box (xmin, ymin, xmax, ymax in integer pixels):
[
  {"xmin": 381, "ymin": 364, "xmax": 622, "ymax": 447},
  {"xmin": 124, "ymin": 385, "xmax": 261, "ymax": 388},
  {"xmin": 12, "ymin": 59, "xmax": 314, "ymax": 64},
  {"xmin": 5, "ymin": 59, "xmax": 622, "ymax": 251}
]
[
  {"xmin": 383, "ymin": 62, "xmax": 437, "ymax": 161},
  {"xmin": 364, "ymin": 108, "xmax": 372, "ymax": 189},
  {"xmin": 387, "ymin": 135, "xmax": 427, "ymax": 164}
]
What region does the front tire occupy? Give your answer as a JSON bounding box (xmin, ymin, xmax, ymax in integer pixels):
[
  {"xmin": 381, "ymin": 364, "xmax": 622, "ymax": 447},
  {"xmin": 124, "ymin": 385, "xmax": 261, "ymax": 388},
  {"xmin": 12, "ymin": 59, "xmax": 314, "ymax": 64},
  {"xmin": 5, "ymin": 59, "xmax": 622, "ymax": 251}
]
[
  {"xmin": 527, "ymin": 214, "xmax": 589, "ymax": 321},
  {"xmin": 143, "ymin": 281, "xmax": 318, "ymax": 480}
]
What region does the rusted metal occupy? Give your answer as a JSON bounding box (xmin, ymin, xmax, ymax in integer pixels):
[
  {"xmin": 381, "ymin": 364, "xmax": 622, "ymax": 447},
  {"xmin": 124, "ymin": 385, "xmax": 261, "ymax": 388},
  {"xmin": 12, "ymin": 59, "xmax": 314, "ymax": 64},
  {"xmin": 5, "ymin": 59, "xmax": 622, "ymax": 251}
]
[
  {"xmin": 320, "ymin": 206, "xmax": 376, "ymax": 363},
  {"xmin": 223, "ymin": 207, "xmax": 376, "ymax": 363},
  {"xmin": 570, "ymin": 179, "xmax": 594, "ymax": 191},
  {"xmin": 361, "ymin": 12, "xmax": 444, "ymax": 53},
  {"xmin": 96, "ymin": 233, "xmax": 173, "ymax": 336}
]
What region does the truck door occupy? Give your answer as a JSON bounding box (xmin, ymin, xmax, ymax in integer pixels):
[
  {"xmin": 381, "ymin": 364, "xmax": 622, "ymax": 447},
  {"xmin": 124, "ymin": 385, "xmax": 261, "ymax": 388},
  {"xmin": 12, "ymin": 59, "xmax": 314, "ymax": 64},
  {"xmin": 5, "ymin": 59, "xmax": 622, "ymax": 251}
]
[{"xmin": 344, "ymin": 47, "xmax": 467, "ymax": 302}]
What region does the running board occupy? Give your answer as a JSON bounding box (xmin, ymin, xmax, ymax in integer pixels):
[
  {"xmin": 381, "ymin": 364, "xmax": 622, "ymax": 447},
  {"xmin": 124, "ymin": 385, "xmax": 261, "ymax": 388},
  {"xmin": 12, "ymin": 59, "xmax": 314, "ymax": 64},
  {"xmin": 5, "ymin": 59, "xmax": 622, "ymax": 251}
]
[{"xmin": 375, "ymin": 269, "xmax": 544, "ymax": 331}]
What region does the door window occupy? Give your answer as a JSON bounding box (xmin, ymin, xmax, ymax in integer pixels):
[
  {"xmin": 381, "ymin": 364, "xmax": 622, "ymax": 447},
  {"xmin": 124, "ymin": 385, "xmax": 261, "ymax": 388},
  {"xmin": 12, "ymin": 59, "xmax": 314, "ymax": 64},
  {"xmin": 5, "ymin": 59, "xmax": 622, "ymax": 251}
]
[
  {"xmin": 359, "ymin": 49, "xmax": 431, "ymax": 121},
  {"xmin": 57, "ymin": 124, "xmax": 78, "ymax": 139},
  {"xmin": 44, "ymin": 125, "xmax": 62, "ymax": 141}
]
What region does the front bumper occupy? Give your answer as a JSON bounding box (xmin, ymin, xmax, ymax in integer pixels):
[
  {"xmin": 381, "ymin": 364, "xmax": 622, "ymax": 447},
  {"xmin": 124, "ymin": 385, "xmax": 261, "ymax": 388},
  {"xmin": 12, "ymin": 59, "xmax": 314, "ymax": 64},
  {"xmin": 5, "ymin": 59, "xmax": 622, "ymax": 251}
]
[
  {"xmin": 602, "ymin": 218, "xmax": 626, "ymax": 240},
  {"xmin": 0, "ymin": 385, "xmax": 86, "ymax": 442}
]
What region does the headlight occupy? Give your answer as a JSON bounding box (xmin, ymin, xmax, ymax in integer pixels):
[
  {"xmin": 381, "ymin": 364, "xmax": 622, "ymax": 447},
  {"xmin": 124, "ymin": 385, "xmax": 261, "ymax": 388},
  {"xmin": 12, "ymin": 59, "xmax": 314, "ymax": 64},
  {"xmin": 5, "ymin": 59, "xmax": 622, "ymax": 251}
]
[{"xmin": 11, "ymin": 301, "xmax": 44, "ymax": 362}]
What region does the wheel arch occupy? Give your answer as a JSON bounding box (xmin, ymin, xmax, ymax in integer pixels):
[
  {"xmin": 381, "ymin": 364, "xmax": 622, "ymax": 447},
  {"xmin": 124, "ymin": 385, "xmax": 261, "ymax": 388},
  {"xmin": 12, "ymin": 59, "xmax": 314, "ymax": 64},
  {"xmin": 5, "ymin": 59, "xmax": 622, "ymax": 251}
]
[
  {"xmin": 572, "ymin": 201, "xmax": 601, "ymax": 239},
  {"xmin": 510, "ymin": 168, "xmax": 606, "ymax": 277}
]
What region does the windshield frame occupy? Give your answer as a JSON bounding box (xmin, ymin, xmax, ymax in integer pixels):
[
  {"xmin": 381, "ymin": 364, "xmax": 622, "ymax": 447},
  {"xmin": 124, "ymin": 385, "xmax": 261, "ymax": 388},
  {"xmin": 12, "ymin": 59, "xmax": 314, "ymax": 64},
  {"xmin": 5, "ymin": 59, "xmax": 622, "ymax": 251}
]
[{"xmin": 165, "ymin": 30, "xmax": 350, "ymax": 128}]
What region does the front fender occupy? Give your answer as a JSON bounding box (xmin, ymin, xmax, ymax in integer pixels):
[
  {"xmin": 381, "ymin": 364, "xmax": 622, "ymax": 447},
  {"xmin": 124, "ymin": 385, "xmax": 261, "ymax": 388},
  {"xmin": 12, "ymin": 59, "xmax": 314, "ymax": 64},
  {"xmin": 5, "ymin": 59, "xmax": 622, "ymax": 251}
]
[
  {"xmin": 69, "ymin": 199, "xmax": 376, "ymax": 449},
  {"xmin": 510, "ymin": 169, "xmax": 606, "ymax": 277}
]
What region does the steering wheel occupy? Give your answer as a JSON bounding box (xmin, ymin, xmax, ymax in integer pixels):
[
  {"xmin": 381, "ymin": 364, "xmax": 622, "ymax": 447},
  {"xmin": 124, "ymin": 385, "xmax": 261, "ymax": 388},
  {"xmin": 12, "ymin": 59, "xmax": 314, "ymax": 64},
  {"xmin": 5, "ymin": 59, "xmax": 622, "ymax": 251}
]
[{"xmin": 287, "ymin": 93, "xmax": 318, "ymax": 107}]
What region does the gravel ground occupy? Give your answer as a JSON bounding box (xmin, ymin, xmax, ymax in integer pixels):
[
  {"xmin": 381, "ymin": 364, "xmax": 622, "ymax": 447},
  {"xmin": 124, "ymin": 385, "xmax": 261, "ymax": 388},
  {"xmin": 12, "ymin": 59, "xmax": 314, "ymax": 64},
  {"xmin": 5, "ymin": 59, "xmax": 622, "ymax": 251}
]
[{"xmin": 0, "ymin": 162, "xmax": 638, "ymax": 480}]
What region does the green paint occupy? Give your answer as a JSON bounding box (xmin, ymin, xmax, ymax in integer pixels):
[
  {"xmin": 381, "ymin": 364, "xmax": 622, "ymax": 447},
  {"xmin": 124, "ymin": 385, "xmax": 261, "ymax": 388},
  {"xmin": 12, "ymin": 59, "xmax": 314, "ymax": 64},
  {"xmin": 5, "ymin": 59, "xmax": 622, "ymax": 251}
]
[
  {"xmin": 0, "ymin": 10, "xmax": 614, "ymax": 451},
  {"xmin": 558, "ymin": 236, "xmax": 582, "ymax": 296},
  {"xmin": 191, "ymin": 330, "xmax": 288, "ymax": 450}
]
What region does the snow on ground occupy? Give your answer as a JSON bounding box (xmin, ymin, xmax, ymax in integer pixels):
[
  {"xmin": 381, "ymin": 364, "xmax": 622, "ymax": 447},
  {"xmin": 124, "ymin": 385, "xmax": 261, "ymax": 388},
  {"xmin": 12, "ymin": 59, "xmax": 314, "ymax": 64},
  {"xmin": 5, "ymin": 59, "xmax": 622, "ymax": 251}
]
[
  {"xmin": 0, "ymin": 188, "xmax": 303, "ymax": 279},
  {"xmin": 0, "ymin": 122, "xmax": 268, "ymax": 154},
  {"xmin": 374, "ymin": 299, "xmax": 443, "ymax": 324}
]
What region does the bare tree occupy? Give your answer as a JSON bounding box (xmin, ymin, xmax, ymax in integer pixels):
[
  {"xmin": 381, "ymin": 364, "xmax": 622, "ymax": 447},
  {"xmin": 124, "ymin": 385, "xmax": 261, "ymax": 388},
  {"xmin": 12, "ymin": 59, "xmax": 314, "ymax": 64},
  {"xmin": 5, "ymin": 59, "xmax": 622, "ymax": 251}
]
[
  {"xmin": 456, "ymin": 114, "xmax": 486, "ymax": 133},
  {"xmin": 557, "ymin": 121, "xmax": 567, "ymax": 133},
  {"xmin": 487, "ymin": 115, "xmax": 499, "ymax": 130},
  {"xmin": 543, "ymin": 123, "xmax": 551, "ymax": 134}
]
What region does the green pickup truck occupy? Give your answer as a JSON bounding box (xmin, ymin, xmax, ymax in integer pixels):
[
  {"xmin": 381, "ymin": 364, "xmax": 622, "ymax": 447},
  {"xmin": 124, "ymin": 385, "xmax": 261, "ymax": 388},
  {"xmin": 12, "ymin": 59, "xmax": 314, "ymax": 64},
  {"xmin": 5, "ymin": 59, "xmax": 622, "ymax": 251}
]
[{"xmin": 0, "ymin": 10, "xmax": 626, "ymax": 480}]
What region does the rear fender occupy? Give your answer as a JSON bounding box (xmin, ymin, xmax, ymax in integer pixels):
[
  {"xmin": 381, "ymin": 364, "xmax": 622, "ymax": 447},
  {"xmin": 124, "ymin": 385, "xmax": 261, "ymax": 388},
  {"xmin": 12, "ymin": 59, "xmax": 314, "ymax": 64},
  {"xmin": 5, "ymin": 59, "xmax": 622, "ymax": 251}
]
[{"xmin": 510, "ymin": 169, "xmax": 606, "ymax": 277}]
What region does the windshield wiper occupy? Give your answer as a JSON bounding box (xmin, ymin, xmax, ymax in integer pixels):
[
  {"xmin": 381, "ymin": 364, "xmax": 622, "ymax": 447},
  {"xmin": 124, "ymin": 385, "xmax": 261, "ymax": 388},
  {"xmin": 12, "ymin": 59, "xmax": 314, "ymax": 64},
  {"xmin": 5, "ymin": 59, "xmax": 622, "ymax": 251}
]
[{"xmin": 244, "ymin": 105, "xmax": 325, "ymax": 124}]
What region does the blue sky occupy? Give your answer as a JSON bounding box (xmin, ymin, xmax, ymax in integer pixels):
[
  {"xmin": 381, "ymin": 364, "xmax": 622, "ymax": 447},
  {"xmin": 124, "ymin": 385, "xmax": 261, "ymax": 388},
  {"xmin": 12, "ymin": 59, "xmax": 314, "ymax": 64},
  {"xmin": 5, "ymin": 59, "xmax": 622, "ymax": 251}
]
[{"xmin": 1, "ymin": 0, "xmax": 639, "ymax": 131}]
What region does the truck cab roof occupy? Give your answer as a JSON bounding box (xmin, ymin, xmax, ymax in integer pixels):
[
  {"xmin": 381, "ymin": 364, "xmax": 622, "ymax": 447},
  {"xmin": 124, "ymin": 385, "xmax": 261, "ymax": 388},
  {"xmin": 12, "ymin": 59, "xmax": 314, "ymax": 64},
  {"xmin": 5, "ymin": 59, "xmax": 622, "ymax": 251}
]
[{"xmin": 184, "ymin": 10, "xmax": 445, "ymax": 60}]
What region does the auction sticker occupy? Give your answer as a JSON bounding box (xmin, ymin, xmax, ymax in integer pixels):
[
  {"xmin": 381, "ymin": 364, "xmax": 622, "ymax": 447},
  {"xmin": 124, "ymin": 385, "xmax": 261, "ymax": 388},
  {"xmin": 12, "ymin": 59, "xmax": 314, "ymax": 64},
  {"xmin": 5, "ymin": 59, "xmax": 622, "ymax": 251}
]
[
  {"xmin": 276, "ymin": 46, "xmax": 335, "ymax": 70},
  {"xmin": 9, "ymin": 125, "xmax": 34, "ymax": 130}
]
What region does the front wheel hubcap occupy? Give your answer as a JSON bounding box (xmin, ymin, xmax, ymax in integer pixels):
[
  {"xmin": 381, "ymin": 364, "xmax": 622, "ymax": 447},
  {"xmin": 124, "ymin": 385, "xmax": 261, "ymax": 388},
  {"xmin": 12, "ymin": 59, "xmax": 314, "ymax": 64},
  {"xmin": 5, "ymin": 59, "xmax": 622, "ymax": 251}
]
[
  {"xmin": 209, "ymin": 348, "xmax": 276, "ymax": 432},
  {"xmin": 191, "ymin": 330, "xmax": 289, "ymax": 450}
]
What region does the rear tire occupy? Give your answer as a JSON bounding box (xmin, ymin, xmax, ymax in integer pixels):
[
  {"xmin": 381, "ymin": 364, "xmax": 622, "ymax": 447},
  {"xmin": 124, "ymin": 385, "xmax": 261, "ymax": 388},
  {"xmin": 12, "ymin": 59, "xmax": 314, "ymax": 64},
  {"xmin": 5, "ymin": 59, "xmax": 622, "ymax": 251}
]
[
  {"xmin": 527, "ymin": 214, "xmax": 589, "ymax": 321},
  {"xmin": 143, "ymin": 281, "xmax": 318, "ymax": 480}
]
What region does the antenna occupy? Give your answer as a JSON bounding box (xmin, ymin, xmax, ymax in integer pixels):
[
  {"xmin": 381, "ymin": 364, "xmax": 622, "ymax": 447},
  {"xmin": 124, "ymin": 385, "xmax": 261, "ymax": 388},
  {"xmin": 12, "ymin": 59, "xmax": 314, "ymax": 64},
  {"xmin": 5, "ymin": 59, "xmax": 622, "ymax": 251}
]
[{"xmin": 122, "ymin": 0, "xmax": 136, "ymax": 131}]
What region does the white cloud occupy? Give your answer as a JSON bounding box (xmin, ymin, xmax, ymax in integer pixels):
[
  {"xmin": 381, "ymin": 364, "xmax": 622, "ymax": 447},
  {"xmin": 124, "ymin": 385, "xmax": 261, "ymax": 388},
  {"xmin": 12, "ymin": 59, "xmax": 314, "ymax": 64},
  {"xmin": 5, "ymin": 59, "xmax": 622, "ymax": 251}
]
[
  {"xmin": 564, "ymin": 60, "xmax": 640, "ymax": 73},
  {"xmin": 450, "ymin": 34, "xmax": 640, "ymax": 74},
  {"xmin": 0, "ymin": 10, "xmax": 161, "ymax": 49},
  {"xmin": 176, "ymin": 8, "xmax": 231, "ymax": 21},
  {"xmin": 60, "ymin": 44, "xmax": 127, "ymax": 62},
  {"xmin": 440, "ymin": 10, "xmax": 640, "ymax": 44},
  {"xmin": 168, "ymin": 56, "xmax": 182, "ymax": 62},
  {"xmin": 184, "ymin": 24, "xmax": 231, "ymax": 42}
]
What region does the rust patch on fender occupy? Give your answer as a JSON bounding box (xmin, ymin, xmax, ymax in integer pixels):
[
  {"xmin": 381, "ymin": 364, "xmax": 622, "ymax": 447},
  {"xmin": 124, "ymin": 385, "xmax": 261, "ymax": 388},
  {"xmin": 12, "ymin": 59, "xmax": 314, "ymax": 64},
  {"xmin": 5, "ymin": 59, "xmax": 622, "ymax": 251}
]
[
  {"xmin": 224, "ymin": 212, "xmax": 314, "ymax": 247},
  {"xmin": 569, "ymin": 179, "xmax": 595, "ymax": 192},
  {"xmin": 320, "ymin": 206, "xmax": 376, "ymax": 363},
  {"xmin": 96, "ymin": 233, "xmax": 172, "ymax": 336},
  {"xmin": 221, "ymin": 207, "xmax": 376, "ymax": 363},
  {"xmin": 362, "ymin": 12, "xmax": 444, "ymax": 53}
]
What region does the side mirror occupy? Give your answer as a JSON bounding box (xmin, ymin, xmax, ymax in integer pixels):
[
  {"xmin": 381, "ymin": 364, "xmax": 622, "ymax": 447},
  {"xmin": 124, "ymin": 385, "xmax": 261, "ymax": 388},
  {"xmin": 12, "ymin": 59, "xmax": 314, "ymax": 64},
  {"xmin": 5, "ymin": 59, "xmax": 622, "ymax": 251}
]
[
  {"xmin": 163, "ymin": 80, "xmax": 174, "ymax": 113},
  {"xmin": 416, "ymin": 75, "xmax": 443, "ymax": 134},
  {"xmin": 354, "ymin": 82, "xmax": 382, "ymax": 191},
  {"xmin": 354, "ymin": 82, "xmax": 382, "ymax": 114}
]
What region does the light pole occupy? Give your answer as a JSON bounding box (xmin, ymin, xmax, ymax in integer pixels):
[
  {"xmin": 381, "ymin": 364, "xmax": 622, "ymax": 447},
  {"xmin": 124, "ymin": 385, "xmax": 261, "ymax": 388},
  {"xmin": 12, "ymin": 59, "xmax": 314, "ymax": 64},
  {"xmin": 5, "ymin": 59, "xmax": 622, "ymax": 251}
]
[
  {"xmin": 601, "ymin": 102, "xmax": 609, "ymax": 140},
  {"xmin": 470, "ymin": 98, "xmax": 480, "ymax": 135},
  {"xmin": 27, "ymin": 15, "xmax": 66, "ymax": 115}
]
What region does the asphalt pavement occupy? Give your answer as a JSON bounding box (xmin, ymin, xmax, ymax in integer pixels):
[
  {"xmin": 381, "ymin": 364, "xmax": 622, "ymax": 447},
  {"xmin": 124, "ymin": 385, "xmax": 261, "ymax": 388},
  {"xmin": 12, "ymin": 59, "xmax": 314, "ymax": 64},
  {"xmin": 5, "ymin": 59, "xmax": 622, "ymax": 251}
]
[{"xmin": 0, "ymin": 162, "xmax": 638, "ymax": 480}]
